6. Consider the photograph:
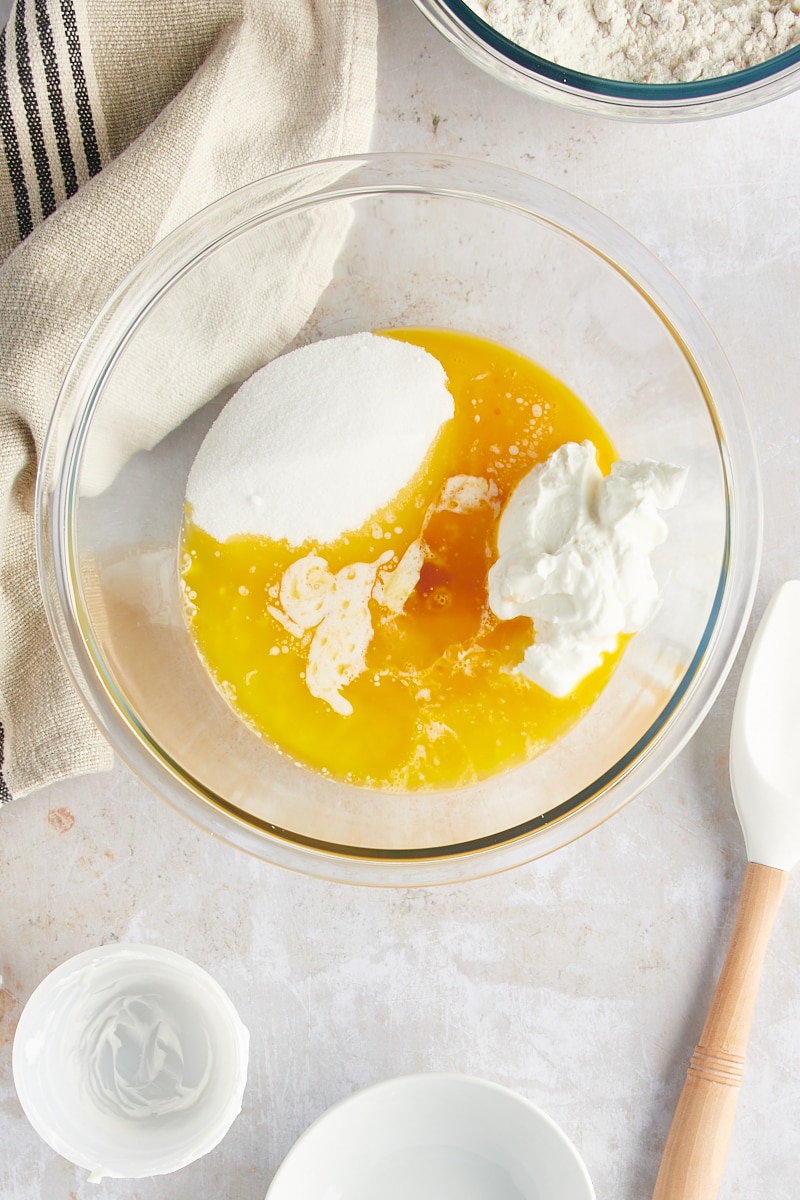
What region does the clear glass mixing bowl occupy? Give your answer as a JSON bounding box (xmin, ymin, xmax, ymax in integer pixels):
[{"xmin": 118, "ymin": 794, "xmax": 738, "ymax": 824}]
[
  {"xmin": 411, "ymin": 0, "xmax": 800, "ymax": 120},
  {"xmin": 37, "ymin": 153, "xmax": 761, "ymax": 884}
]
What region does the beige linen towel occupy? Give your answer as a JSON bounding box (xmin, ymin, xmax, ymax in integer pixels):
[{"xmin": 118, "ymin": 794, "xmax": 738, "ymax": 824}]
[{"xmin": 0, "ymin": 0, "xmax": 377, "ymax": 800}]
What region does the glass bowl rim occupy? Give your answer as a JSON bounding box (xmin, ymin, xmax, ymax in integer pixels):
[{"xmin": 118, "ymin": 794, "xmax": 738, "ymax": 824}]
[{"xmin": 36, "ymin": 151, "xmax": 762, "ymax": 885}]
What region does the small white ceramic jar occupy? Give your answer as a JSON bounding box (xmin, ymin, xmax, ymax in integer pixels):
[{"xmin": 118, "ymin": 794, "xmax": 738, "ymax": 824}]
[{"xmin": 12, "ymin": 943, "xmax": 249, "ymax": 1181}]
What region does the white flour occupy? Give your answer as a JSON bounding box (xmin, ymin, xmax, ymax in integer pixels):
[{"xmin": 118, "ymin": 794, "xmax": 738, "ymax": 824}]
[{"xmin": 466, "ymin": 0, "xmax": 800, "ymax": 82}]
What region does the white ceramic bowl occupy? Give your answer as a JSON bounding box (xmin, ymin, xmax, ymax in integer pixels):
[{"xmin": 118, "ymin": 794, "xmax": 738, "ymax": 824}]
[
  {"xmin": 266, "ymin": 1074, "xmax": 595, "ymax": 1200},
  {"xmin": 12, "ymin": 944, "xmax": 249, "ymax": 1181}
]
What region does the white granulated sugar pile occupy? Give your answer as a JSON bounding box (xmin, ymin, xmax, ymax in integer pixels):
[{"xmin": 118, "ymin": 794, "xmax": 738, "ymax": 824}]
[
  {"xmin": 467, "ymin": 0, "xmax": 800, "ymax": 83},
  {"xmin": 186, "ymin": 333, "xmax": 454, "ymax": 546}
]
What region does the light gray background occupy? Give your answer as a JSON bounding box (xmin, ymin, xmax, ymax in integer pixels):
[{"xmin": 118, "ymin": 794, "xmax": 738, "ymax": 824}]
[{"xmin": 3, "ymin": 2, "xmax": 800, "ymax": 1198}]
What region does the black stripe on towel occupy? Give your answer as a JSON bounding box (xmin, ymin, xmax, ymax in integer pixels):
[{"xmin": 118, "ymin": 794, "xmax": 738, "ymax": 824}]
[
  {"xmin": 15, "ymin": 0, "xmax": 57, "ymax": 219},
  {"xmin": 0, "ymin": 26, "xmax": 33, "ymax": 240},
  {"xmin": 34, "ymin": 0, "xmax": 78, "ymax": 197},
  {"xmin": 59, "ymin": 0, "xmax": 100, "ymax": 177},
  {"xmin": 0, "ymin": 726, "xmax": 11, "ymax": 804}
]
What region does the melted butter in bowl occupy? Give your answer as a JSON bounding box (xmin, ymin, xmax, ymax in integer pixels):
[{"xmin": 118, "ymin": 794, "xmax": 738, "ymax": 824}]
[{"xmin": 180, "ymin": 328, "xmax": 654, "ymax": 792}]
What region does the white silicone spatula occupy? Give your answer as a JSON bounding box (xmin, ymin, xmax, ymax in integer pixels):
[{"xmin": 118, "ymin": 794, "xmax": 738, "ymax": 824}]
[{"xmin": 653, "ymin": 580, "xmax": 800, "ymax": 1200}]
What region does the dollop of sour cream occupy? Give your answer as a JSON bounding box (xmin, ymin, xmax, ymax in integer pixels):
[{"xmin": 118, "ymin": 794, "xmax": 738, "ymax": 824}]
[{"xmin": 488, "ymin": 440, "xmax": 686, "ymax": 697}]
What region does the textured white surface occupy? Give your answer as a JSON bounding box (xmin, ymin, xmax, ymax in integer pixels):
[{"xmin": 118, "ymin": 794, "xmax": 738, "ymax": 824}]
[{"xmin": 3, "ymin": 1, "xmax": 800, "ymax": 1197}]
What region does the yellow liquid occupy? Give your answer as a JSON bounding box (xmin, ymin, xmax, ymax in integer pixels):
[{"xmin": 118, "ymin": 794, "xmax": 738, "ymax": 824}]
[{"xmin": 181, "ymin": 329, "xmax": 621, "ymax": 791}]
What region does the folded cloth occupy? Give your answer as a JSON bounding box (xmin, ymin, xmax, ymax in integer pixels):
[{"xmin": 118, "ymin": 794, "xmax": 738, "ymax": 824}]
[{"xmin": 0, "ymin": 0, "xmax": 378, "ymax": 801}]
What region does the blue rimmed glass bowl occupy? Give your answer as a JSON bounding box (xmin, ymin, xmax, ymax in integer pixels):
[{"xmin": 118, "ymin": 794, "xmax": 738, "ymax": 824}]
[{"xmin": 411, "ymin": 0, "xmax": 800, "ymax": 120}]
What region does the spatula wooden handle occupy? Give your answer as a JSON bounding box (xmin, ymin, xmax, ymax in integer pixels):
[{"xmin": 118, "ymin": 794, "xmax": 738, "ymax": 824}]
[{"xmin": 652, "ymin": 861, "xmax": 787, "ymax": 1200}]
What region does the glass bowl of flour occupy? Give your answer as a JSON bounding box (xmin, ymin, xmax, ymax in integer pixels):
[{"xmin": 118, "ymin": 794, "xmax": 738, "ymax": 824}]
[
  {"xmin": 412, "ymin": 0, "xmax": 800, "ymax": 119},
  {"xmin": 37, "ymin": 153, "xmax": 760, "ymax": 884}
]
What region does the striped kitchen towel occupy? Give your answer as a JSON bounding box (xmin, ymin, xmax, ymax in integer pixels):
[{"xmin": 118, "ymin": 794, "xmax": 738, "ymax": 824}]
[{"xmin": 0, "ymin": 0, "xmax": 378, "ymax": 801}]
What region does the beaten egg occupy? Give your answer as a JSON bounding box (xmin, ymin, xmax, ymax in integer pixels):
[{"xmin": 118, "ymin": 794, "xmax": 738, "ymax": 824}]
[{"xmin": 181, "ymin": 329, "xmax": 621, "ymax": 791}]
